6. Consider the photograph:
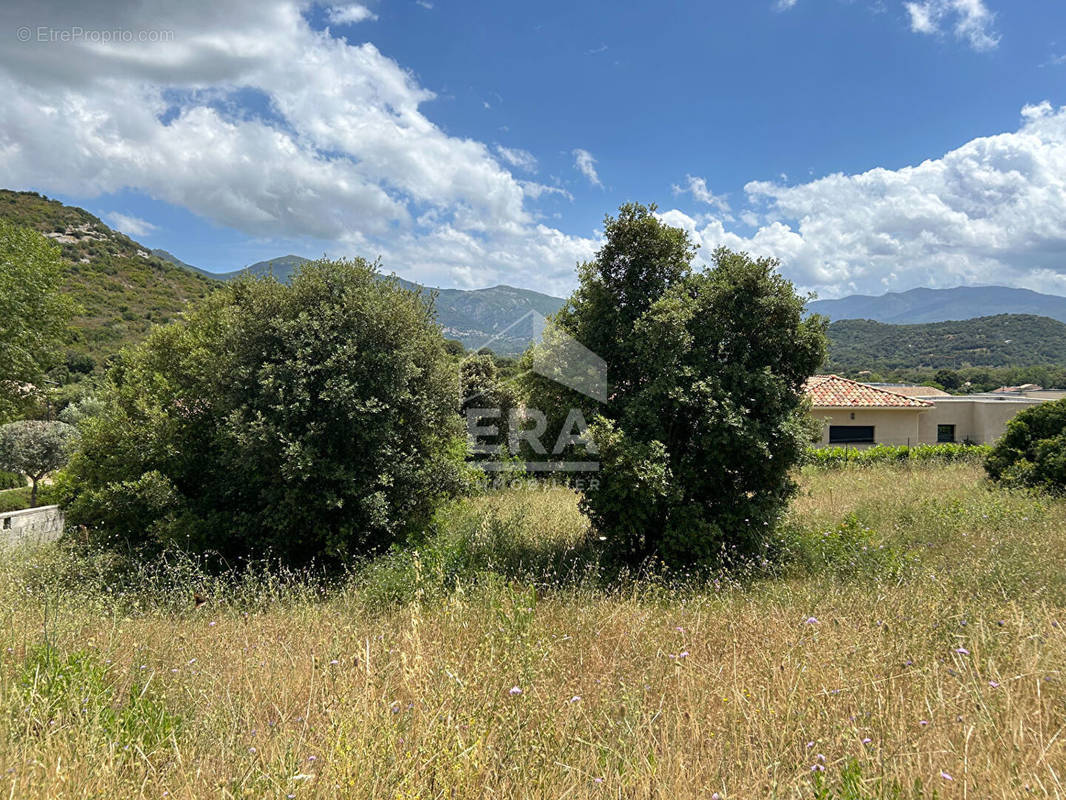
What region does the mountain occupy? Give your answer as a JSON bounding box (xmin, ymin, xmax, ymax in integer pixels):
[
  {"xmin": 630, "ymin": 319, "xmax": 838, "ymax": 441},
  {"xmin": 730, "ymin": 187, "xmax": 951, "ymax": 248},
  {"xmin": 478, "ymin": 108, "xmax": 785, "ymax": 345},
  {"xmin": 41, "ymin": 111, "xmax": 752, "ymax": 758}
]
[
  {"xmin": 826, "ymin": 314, "xmax": 1066, "ymax": 370},
  {"xmin": 1, "ymin": 191, "xmax": 565, "ymax": 359},
  {"xmin": 809, "ymin": 286, "xmax": 1066, "ymax": 324},
  {"xmin": 183, "ymin": 255, "xmax": 566, "ymax": 353},
  {"xmin": 0, "ymin": 190, "xmax": 217, "ymax": 368}
]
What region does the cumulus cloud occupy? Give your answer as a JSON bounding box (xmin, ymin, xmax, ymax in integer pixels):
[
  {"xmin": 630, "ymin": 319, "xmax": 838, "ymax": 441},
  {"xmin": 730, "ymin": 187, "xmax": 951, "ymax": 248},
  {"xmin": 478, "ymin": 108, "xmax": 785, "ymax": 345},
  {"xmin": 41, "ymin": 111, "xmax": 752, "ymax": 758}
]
[
  {"xmin": 572, "ymin": 148, "xmax": 602, "ymax": 187},
  {"xmin": 327, "ymin": 3, "xmax": 377, "ymax": 24},
  {"xmin": 663, "ymin": 102, "xmax": 1066, "ymax": 298},
  {"xmin": 495, "ymin": 145, "xmax": 537, "ymax": 172},
  {"xmin": 672, "ymin": 175, "xmax": 730, "ymax": 212},
  {"xmin": 903, "ymin": 0, "xmax": 999, "ymax": 50},
  {"xmin": 0, "ymin": 0, "xmax": 594, "ymax": 292},
  {"xmin": 106, "ymin": 212, "xmax": 158, "ymax": 238}
]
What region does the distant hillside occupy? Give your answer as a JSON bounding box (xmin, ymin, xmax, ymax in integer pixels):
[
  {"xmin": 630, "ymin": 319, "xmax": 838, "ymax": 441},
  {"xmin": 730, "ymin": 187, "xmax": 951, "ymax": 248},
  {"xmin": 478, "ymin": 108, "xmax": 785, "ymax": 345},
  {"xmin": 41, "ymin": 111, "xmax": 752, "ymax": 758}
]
[
  {"xmin": 179, "ymin": 255, "xmax": 566, "ymax": 353},
  {"xmin": 2, "ymin": 190, "xmax": 565, "ymax": 358},
  {"xmin": 810, "ymin": 286, "xmax": 1066, "ymax": 324},
  {"xmin": 0, "ymin": 190, "xmax": 217, "ymax": 368},
  {"xmin": 826, "ymin": 314, "xmax": 1066, "ymax": 370}
]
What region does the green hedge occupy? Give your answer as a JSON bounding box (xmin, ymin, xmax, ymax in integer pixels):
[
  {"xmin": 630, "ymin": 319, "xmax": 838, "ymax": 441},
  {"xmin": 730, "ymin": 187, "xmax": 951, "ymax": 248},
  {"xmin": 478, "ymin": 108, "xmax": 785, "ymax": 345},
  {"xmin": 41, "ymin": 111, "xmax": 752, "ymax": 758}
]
[
  {"xmin": 0, "ymin": 470, "xmax": 24, "ymax": 490},
  {"xmin": 0, "ymin": 485, "xmax": 58, "ymax": 514},
  {"xmin": 806, "ymin": 442, "xmax": 991, "ymax": 469}
]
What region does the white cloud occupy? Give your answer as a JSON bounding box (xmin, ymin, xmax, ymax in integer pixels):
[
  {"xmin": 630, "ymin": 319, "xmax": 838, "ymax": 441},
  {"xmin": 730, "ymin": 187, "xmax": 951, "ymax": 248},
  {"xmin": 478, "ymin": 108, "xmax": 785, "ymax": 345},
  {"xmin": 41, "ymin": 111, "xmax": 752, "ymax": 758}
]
[
  {"xmin": 106, "ymin": 212, "xmax": 158, "ymax": 238},
  {"xmin": 416, "ymin": 0, "xmax": 433, "ymax": 8},
  {"xmin": 903, "ymin": 0, "xmax": 999, "ymax": 50},
  {"xmin": 496, "ymin": 145, "xmax": 537, "ymax": 172},
  {"xmin": 672, "ymin": 175, "xmax": 730, "ymax": 212},
  {"xmin": 663, "ymin": 102, "xmax": 1066, "ymax": 299},
  {"xmin": 0, "ymin": 0, "xmax": 595, "ymax": 292},
  {"xmin": 774, "ymin": 0, "xmax": 799, "ymax": 10},
  {"xmin": 572, "ymin": 148, "xmax": 602, "ymax": 187},
  {"xmin": 327, "ymin": 3, "xmax": 377, "ymax": 24}
]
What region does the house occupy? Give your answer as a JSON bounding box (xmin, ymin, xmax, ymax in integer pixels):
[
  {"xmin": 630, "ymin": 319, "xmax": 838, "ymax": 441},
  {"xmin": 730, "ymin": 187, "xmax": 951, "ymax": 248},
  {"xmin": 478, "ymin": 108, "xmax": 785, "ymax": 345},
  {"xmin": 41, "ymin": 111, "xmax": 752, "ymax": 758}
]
[
  {"xmin": 805, "ymin": 375, "xmax": 932, "ymax": 447},
  {"xmin": 805, "ymin": 375, "xmax": 1045, "ymax": 447}
]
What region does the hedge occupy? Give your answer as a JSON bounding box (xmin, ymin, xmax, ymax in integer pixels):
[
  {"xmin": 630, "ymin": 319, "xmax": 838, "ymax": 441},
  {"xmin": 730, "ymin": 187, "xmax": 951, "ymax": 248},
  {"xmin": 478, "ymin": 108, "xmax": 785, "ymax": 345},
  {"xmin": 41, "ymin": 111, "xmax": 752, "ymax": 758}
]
[{"xmin": 806, "ymin": 442, "xmax": 991, "ymax": 469}]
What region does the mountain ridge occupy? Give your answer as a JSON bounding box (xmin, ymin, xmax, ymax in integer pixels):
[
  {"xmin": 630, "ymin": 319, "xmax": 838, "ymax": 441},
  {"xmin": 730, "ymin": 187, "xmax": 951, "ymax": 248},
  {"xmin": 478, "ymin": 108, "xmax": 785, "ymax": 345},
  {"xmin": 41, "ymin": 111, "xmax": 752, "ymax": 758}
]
[{"xmin": 810, "ymin": 285, "xmax": 1066, "ymax": 324}]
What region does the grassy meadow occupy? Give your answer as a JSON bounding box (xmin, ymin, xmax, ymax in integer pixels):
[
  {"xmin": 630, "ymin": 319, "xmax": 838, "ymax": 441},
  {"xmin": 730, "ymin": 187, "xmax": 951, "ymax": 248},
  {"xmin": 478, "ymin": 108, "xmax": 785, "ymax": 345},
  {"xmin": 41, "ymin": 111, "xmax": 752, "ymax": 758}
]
[{"xmin": 1, "ymin": 463, "xmax": 1064, "ymax": 798}]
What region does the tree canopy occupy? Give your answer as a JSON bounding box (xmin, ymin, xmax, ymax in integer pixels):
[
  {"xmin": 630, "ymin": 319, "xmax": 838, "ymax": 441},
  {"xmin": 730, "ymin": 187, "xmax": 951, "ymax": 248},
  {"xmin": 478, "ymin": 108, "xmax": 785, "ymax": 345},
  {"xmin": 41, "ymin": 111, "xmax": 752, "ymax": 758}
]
[
  {"xmin": 0, "ymin": 220, "xmax": 74, "ymax": 420},
  {"xmin": 0, "ymin": 420, "xmax": 79, "ymax": 506},
  {"xmin": 528, "ymin": 203, "xmax": 827, "ymax": 569},
  {"xmin": 63, "ymin": 259, "xmax": 465, "ymax": 566}
]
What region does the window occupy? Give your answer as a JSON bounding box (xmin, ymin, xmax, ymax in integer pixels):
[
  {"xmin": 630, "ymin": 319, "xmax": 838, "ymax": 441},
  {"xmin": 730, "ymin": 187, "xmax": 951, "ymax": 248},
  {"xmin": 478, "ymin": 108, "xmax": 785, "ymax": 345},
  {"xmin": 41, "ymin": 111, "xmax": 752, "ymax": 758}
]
[
  {"xmin": 937, "ymin": 424, "xmax": 956, "ymax": 443},
  {"xmin": 828, "ymin": 425, "xmax": 875, "ymax": 444}
]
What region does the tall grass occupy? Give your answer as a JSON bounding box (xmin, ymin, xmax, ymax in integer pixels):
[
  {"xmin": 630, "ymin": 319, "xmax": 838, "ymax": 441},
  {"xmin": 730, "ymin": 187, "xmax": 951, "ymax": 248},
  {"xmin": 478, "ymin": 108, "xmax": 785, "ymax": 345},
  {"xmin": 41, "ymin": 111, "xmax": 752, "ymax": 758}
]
[{"xmin": 0, "ymin": 465, "xmax": 1064, "ymax": 797}]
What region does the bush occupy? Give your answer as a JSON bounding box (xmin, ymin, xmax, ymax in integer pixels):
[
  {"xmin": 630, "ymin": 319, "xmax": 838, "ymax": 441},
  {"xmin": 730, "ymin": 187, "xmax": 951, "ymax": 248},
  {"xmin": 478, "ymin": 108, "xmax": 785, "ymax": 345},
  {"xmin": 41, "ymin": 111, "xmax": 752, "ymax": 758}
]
[
  {"xmin": 0, "ymin": 469, "xmax": 24, "ymax": 490},
  {"xmin": 527, "ymin": 204, "xmax": 827, "ymax": 569},
  {"xmin": 807, "ymin": 442, "xmax": 991, "ymax": 469},
  {"xmin": 985, "ymin": 397, "xmax": 1066, "ymax": 493},
  {"xmin": 63, "ymin": 259, "xmax": 466, "ymax": 567}
]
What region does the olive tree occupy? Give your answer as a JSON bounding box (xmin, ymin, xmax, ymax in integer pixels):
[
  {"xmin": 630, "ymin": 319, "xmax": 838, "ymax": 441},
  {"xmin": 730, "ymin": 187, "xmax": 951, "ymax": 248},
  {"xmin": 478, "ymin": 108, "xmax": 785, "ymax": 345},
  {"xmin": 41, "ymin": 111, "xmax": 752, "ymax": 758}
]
[
  {"xmin": 527, "ymin": 203, "xmax": 827, "ymax": 569},
  {"xmin": 0, "ymin": 420, "xmax": 79, "ymax": 506},
  {"xmin": 63, "ymin": 259, "xmax": 465, "ymax": 566}
]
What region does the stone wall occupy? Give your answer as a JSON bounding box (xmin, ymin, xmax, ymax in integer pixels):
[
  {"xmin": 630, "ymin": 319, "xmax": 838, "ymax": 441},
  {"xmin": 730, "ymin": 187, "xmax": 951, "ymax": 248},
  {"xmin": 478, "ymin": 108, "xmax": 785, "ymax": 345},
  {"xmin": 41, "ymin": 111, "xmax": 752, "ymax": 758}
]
[{"xmin": 1, "ymin": 505, "xmax": 64, "ymax": 547}]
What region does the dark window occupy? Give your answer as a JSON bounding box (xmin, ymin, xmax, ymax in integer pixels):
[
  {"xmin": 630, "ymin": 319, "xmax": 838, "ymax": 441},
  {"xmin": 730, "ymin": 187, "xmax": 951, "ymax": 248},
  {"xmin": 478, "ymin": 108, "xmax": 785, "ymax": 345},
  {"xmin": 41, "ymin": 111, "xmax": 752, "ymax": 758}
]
[
  {"xmin": 937, "ymin": 424, "xmax": 956, "ymax": 443},
  {"xmin": 829, "ymin": 425, "xmax": 875, "ymax": 444}
]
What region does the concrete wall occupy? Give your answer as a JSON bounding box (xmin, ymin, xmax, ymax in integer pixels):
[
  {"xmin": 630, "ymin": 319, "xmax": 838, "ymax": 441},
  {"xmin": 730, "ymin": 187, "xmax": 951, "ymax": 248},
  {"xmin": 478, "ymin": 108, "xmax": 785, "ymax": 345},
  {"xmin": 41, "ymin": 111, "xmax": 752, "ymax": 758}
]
[
  {"xmin": 917, "ymin": 398, "xmax": 1042, "ymax": 444},
  {"xmin": 811, "ymin": 408, "xmax": 924, "ymax": 447},
  {"xmin": 0, "ymin": 505, "xmax": 64, "ymax": 548}
]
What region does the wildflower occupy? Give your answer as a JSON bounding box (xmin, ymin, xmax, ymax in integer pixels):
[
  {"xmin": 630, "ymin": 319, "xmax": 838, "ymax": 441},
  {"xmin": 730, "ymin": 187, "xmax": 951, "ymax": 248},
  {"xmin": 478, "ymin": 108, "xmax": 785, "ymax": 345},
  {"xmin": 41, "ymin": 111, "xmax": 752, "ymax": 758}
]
[
  {"xmin": 816, "ymin": 753, "xmax": 826, "ymax": 762},
  {"xmin": 806, "ymin": 741, "xmax": 814, "ymax": 748},
  {"xmin": 568, "ymin": 695, "xmax": 581, "ymax": 704},
  {"xmin": 307, "ymin": 755, "xmax": 317, "ymax": 762},
  {"xmin": 989, "ymin": 680, "xmax": 1000, "ymax": 688},
  {"xmin": 811, "ymin": 764, "xmax": 825, "ymax": 772},
  {"xmin": 248, "ymin": 747, "xmax": 257, "ymax": 754},
  {"xmin": 919, "ymin": 720, "xmax": 929, "ymax": 726},
  {"xmin": 862, "ymin": 738, "xmax": 872, "ymax": 744},
  {"xmin": 329, "ymin": 659, "xmax": 339, "ymax": 665},
  {"xmin": 940, "ymin": 771, "xmax": 953, "ymax": 781},
  {"xmin": 805, "ymin": 617, "xmax": 819, "ymax": 625},
  {"xmin": 509, "ymin": 686, "xmax": 522, "ymax": 696},
  {"xmin": 678, "ymin": 651, "xmax": 690, "ymax": 659},
  {"xmin": 955, "ymin": 647, "xmax": 970, "ymax": 655}
]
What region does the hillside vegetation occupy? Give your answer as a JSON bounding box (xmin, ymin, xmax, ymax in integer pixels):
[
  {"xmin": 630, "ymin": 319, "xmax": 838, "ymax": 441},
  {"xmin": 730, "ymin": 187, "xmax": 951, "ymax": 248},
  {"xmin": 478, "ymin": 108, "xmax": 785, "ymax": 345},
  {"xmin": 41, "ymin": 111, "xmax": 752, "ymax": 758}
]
[
  {"xmin": 1, "ymin": 463, "xmax": 1063, "ymax": 797},
  {"xmin": 826, "ymin": 313, "xmax": 1066, "ymax": 370},
  {"xmin": 810, "ymin": 285, "xmax": 1066, "ymax": 324},
  {"xmin": 0, "ymin": 191, "xmax": 217, "ymax": 368}
]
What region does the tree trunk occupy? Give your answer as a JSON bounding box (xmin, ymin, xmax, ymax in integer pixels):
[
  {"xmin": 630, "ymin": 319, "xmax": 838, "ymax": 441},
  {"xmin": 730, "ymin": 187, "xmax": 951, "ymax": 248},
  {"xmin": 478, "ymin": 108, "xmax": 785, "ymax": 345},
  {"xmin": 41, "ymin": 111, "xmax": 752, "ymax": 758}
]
[{"xmin": 29, "ymin": 476, "xmax": 38, "ymax": 507}]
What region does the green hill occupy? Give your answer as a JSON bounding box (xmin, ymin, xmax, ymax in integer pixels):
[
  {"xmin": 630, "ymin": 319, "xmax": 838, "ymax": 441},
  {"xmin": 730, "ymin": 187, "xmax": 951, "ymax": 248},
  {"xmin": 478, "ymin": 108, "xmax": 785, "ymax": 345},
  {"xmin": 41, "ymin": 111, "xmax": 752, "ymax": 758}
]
[
  {"xmin": 0, "ymin": 190, "xmax": 218, "ymax": 369},
  {"xmin": 826, "ymin": 314, "xmax": 1066, "ymax": 370}
]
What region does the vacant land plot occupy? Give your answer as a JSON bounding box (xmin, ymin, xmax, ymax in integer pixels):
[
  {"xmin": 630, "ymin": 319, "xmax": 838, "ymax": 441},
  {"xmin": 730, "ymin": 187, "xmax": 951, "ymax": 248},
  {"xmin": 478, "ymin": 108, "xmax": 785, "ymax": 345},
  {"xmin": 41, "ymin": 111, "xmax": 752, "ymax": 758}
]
[{"xmin": 0, "ymin": 463, "xmax": 1063, "ymax": 798}]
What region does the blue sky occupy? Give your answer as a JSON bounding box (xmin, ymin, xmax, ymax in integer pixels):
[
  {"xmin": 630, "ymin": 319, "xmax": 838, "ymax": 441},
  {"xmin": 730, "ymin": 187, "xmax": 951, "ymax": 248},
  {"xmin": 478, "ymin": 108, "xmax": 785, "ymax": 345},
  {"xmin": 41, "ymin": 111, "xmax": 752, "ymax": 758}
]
[{"xmin": 1, "ymin": 0, "xmax": 1065, "ymax": 298}]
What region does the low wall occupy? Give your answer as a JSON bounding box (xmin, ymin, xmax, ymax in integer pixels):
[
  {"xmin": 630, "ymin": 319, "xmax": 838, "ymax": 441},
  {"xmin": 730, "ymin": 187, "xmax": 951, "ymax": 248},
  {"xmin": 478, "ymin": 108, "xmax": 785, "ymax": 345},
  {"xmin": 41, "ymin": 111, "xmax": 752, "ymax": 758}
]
[{"xmin": 1, "ymin": 505, "xmax": 64, "ymax": 547}]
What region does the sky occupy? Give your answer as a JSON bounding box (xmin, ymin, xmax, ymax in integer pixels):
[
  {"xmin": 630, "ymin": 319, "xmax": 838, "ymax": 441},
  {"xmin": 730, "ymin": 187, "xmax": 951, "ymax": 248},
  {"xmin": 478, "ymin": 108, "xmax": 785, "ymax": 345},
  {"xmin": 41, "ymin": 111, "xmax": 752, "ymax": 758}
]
[{"xmin": 1, "ymin": 0, "xmax": 1065, "ymax": 300}]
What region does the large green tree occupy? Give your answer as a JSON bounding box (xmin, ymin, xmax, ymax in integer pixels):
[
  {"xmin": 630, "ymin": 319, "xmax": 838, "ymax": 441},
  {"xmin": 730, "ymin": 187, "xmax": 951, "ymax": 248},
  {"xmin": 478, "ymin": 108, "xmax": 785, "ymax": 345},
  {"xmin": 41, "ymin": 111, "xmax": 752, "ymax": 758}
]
[
  {"xmin": 63, "ymin": 259, "xmax": 465, "ymax": 566},
  {"xmin": 528, "ymin": 203, "xmax": 827, "ymax": 568},
  {"xmin": 0, "ymin": 220, "xmax": 74, "ymax": 420}
]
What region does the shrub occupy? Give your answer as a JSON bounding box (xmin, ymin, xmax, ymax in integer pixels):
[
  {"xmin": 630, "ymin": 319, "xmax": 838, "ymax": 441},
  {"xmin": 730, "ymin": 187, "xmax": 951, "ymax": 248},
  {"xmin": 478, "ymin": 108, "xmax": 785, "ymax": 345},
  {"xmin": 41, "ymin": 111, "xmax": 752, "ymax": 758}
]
[
  {"xmin": 807, "ymin": 442, "xmax": 990, "ymax": 469},
  {"xmin": 985, "ymin": 397, "xmax": 1066, "ymax": 493},
  {"xmin": 0, "ymin": 469, "xmax": 24, "ymax": 490},
  {"xmin": 63, "ymin": 259, "xmax": 466, "ymax": 566},
  {"xmin": 526, "ymin": 204, "xmax": 827, "ymax": 569}
]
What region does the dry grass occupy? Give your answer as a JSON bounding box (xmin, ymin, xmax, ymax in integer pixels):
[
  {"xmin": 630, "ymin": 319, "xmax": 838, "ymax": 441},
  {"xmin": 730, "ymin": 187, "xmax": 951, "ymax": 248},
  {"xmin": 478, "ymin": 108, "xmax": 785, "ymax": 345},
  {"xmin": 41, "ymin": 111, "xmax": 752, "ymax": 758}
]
[{"xmin": 1, "ymin": 464, "xmax": 1064, "ymax": 798}]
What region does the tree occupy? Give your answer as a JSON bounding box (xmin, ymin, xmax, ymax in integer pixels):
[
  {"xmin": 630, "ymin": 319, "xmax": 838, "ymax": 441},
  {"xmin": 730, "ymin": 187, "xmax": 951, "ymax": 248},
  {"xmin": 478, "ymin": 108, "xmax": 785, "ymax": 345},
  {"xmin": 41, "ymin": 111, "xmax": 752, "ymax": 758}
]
[
  {"xmin": 0, "ymin": 420, "xmax": 79, "ymax": 506},
  {"xmin": 0, "ymin": 221, "xmax": 75, "ymax": 420},
  {"xmin": 63, "ymin": 259, "xmax": 465, "ymax": 566},
  {"xmin": 528, "ymin": 203, "xmax": 827, "ymax": 569},
  {"xmin": 985, "ymin": 398, "xmax": 1066, "ymax": 493},
  {"xmin": 459, "ymin": 353, "xmax": 519, "ymax": 459},
  {"xmin": 935, "ymin": 369, "xmax": 961, "ymax": 392}
]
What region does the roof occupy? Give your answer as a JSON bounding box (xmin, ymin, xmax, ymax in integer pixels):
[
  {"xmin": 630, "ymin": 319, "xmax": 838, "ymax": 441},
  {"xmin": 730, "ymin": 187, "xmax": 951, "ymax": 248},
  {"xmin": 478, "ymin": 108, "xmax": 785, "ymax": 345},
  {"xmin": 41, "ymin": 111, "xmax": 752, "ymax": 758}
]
[
  {"xmin": 866, "ymin": 383, "xmax": 951, "ymax": 398},
  {"xmin": 804, "ymin": 375, "xmax": 934, "ymax": 409}
]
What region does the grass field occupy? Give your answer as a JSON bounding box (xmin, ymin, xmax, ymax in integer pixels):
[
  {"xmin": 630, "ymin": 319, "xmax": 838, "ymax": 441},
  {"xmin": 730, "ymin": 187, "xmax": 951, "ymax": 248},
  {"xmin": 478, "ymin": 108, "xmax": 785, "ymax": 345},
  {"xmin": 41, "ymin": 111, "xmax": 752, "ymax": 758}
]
[{"xmin": 1, "ymin": 463, "xmax": 1064, "ymax": 798}]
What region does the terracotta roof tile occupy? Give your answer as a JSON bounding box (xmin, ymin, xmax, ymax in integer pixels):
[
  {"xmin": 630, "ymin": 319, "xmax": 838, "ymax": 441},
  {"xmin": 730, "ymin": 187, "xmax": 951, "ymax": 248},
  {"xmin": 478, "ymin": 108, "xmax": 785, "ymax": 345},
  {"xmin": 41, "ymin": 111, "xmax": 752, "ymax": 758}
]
[{"xmin": 804, "ymin": 374, "xmax": 934, "ymax": 408}]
